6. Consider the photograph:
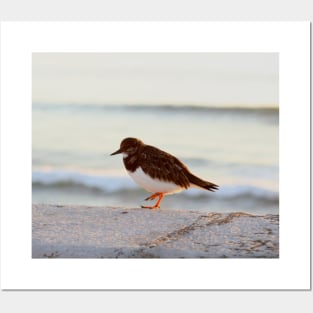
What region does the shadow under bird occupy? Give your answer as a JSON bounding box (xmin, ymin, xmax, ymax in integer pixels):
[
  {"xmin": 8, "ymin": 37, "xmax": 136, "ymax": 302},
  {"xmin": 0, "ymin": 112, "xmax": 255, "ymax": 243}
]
[{"xmin": 111, "ymin": 137, "xmax": 219, "ymax": 209}]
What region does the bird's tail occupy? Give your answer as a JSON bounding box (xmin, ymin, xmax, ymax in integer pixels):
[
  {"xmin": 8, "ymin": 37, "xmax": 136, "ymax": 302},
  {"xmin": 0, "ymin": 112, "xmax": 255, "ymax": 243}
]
[{"xmin": 187, "ymin": 173, "xmax": 219, "ymax": 192}]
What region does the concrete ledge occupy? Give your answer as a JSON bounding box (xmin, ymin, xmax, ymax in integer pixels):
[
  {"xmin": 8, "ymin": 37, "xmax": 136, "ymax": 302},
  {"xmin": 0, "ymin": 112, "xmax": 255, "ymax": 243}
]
[{"xmin": 32, "ymin": 204, "xmax": 279, "ymax": 258}]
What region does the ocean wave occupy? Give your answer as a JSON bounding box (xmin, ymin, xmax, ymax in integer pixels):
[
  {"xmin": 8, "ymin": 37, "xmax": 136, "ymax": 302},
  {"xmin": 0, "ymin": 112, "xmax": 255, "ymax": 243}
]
[
  {"xmin": 32, "ymin": 169, "xmax": 278, "ymax": 203},
  {"xmin": 32, "ymin": 170, "xmax": 136, "ymax": 192},
  {"xmin": 33, "ymin": 103, "xmax": 278, "ymax": 117}
]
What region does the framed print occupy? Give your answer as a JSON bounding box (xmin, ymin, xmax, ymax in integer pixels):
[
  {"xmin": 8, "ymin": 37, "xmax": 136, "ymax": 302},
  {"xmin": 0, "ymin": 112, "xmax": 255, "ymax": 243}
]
[{"xmin": 0, "ymin": 21, "xmax": 310, "ymax": 290}]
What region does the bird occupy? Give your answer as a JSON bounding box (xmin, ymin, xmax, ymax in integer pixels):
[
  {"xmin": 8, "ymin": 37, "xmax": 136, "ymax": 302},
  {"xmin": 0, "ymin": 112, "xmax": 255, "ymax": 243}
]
[{"xmin": 111, "ymin": 137, "xmax": 218, "ymax": 209}]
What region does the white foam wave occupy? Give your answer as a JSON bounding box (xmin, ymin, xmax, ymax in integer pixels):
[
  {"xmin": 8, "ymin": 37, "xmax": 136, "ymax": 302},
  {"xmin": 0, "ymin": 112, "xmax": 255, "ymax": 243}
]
[
  {"xmin": 32, "ymin": 169, "xmax": 278, "ymax": 202},
  {"xmin": 32, "ymin": 170, "xmax": 137, "ymax": 192},
  {"xmin": 185, "ymin": 185, "xmax": 278, "ymax": 201}
]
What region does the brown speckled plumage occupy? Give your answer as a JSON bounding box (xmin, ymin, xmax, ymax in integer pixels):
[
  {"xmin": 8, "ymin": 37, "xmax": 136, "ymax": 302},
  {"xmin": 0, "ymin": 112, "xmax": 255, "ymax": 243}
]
[{"xmin": 111, "ymin": 137, "xmax": 218, "ymax": 209}]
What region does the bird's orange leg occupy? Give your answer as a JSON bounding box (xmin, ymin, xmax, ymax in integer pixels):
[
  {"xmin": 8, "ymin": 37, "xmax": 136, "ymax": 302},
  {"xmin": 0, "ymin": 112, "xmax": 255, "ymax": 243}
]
[
  {"xmin": 154, "ymin": 193, "xmax": 164, "ymax": 208},
  {"xmin": 144, "ymin": 193, "xmax": 159, "ymax": 201},
  {"xmin": 142, "ymin": 193, "xmax": 164, "ymax": 209}
]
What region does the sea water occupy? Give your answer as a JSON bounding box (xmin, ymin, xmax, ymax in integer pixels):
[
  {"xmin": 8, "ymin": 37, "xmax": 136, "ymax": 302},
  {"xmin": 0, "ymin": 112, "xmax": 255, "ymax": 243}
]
[{"xmin": 32, "ymin": 103, "xmax": 279, "ymax": 214}]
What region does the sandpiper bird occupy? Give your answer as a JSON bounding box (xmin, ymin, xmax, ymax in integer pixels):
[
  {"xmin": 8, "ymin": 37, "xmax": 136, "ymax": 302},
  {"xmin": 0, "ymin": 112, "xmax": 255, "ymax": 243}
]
[{"xmin": 111, "ymin": 138, "xmax": 218, "ymax": 209}]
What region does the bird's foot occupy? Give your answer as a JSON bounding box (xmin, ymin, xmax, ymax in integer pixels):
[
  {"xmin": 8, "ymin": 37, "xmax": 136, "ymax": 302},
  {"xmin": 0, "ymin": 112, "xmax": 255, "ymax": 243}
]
[
  {"xmin": 141, "ymin": 205, "xmax": 160, "ymax": 210},
  {"xmin": 142, "ymin": 193, "xmax": 164, "ymax": 209}
]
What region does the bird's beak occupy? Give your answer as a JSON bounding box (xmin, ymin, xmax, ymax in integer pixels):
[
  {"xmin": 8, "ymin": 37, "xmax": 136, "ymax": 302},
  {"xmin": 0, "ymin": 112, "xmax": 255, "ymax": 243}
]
[{"xmin": 110, "ymin": 148, "xmax": 122, "ymax": 156}]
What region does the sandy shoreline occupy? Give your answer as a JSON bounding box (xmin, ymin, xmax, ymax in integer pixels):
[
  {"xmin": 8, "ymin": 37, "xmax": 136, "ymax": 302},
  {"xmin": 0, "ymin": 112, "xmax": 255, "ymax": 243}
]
[{"xmin": 32, "ymin": 204, "xmax": 279, "ymax": 258}]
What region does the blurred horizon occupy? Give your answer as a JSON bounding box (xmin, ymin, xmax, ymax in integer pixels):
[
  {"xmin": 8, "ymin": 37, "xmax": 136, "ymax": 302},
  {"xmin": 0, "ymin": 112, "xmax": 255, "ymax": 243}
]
[{"xmin": 32, "ymin": 53, "xmax": 278, "ymax": 108}]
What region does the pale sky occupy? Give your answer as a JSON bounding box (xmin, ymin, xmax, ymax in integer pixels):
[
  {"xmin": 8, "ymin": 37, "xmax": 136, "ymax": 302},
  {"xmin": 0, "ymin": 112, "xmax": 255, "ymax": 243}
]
[{"xmin": 32, "ymin": 53, "xmax": 278, "ymax": 107}]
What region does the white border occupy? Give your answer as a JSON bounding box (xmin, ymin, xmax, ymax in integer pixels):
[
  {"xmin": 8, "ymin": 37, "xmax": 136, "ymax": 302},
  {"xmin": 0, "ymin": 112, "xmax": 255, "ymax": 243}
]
[{"xmin": 0, "ymin": 22, "xmax": 310, "ymax": 290}]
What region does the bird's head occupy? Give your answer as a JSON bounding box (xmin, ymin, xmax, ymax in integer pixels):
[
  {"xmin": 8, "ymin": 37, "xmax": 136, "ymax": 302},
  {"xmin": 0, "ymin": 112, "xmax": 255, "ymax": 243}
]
[{"xmin": 110, "ymin": 137, "xmax": 144, "ymax": 157}]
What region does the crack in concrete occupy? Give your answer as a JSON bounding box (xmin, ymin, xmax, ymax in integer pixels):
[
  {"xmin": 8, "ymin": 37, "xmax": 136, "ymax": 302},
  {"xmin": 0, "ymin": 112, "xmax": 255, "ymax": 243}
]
[
  {"xmin": 140, "ymin": 212, "xmax": 279, "ymax": 255},
  {"xmin": 141, "ymin": 215, "xmax": 207, "ymax": 248},
  {"xmin": 203, "ymin": 212, "xmax": 255, "ymax": 225}
]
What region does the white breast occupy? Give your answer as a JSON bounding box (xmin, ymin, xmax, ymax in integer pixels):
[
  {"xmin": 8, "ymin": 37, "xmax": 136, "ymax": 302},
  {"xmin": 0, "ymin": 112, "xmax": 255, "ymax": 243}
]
[{"xmin": 128, "ymin": 167, "xmax": 183, "ymax": 195}]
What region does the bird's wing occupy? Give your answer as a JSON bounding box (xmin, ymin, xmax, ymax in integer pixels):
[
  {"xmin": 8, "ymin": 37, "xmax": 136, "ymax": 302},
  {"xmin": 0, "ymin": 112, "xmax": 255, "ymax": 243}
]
[{"xmin": 139, "ymin": 145, "xmax": 190, "ymax": 189}]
